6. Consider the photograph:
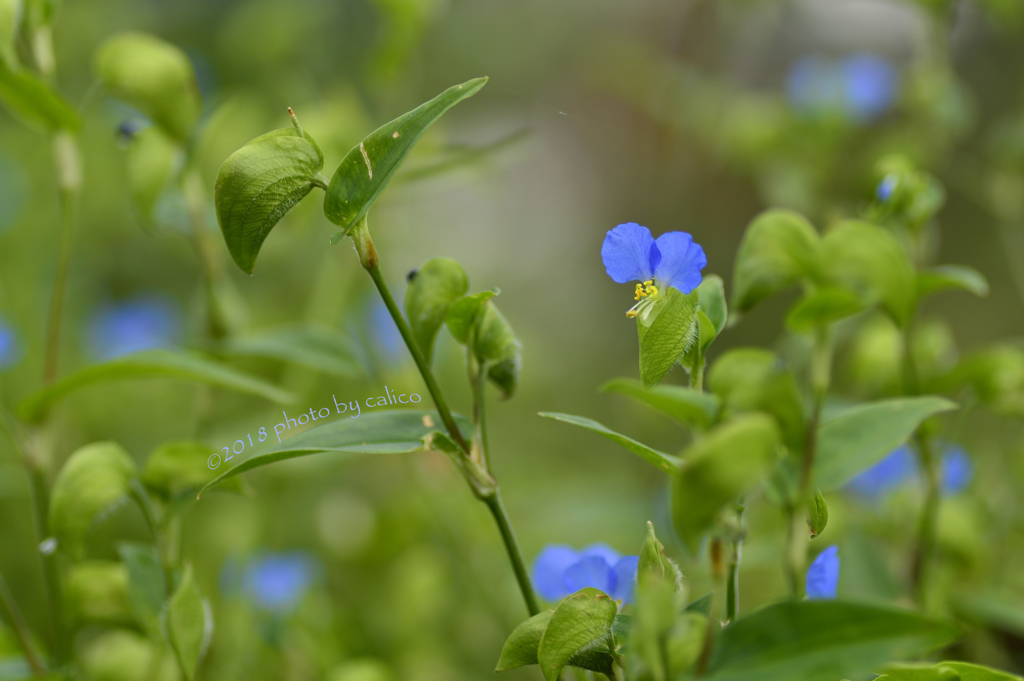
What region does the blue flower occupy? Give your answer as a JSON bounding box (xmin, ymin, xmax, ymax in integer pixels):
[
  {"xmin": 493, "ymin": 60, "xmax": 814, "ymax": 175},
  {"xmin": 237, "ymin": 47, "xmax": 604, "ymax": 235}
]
[
  {"xmin": 601, "ymin": 223, "xmax": 706, "ymax": 319},
  {"xmin": 369, "ymin": 299, "xmax": 404, "ymax": 362},
  {"xmin": 786, "ymin": 53, "xmax": 899, "ymax": 123},
  {"xmin": 240, "ymin": 551, "xmax": 319, "ymax": 613},
  {"xmin": 805, "ymin": 545, "xmax": 839, "ymax": 600},
  {"xmin": 532, "ymin": 543, "xmax": 639, "ymax": 603},
  {"xmin": 87, "ymin": 294, "xmax": 180, "ymax": 360},
  {"xmin": 941, "ymin": 444, "xmax": 973, "ymax": 495},
  {"xmin": 0, "ymin": 316, "xmax": 19, "ymax": 369},
  {"xmin": 876, "ymin": 174, "xmax": 898, "ymax": 202},
  {"xmin": 846, "ymin": 445, "xmax": 916, "ymax": 497}
]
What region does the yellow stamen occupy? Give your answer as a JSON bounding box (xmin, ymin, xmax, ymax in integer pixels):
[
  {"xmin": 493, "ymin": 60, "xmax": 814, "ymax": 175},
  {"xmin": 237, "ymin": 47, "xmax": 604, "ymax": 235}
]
[{"xmin": 634, "ymin": 280, "xmax": 658, "ymax": 301}]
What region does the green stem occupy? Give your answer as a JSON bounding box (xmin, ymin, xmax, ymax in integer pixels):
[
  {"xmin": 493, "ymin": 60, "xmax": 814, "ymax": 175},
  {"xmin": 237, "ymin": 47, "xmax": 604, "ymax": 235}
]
[
  {"xmin": 483, "ymin": 492, "xmax": 540, "ymax": 616},
  {"xmin": 27, "ymin": 461, "xmax": 66, "ymax": 664},
  {"xmin": 689, "ymin": 352, "xmax": 704, "ymax": 392},
  {"xmin": 912, "ymin": 431, "xmax": 940, "ymax": 609},
  {"xmin": 0, "ymin": 571, "xmax": 46, "ymax": 676},
  {"xmin": 725, "ymin": 503, "xmax": 744, "ymax": 623},
  {"xmin": 182, "ymin": 168, "xmax": 231, "ymax": 339},
  {"xmin": 472, "ymin": 359, "xmax": 492, "ymax": 470}
]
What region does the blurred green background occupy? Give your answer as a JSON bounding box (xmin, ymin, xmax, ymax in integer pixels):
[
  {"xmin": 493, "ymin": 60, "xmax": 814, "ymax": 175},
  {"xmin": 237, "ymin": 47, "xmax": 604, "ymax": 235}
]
[{"xmin": 3, "ymin": 0, "xmax": 1024, "ymax": 679}]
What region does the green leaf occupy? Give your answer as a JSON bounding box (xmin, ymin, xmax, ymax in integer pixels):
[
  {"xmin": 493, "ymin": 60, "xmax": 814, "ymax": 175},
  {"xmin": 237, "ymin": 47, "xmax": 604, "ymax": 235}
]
[
  {"xmin": 0, "ymin": 61, "xmax": 80, "ymax": 131},
  {"xmin": 708, "ymin": 348, "xmax": 805, "ymax": 452},
  {"xmin": 934, "ymin": 662, "xmax": 1021, "ymax": 681},
  {"xmin": 821, "ymin": 220, "xmax": 915, "ymax": 326},
  {"xmin": 125, "ymin": 125, "xmax": 178, "ymax": 225},
  {"xmin": 881, "ymin": 662, "xmax": 1022, "ymax": 681},
  {"xmin": 539, "ymin": 412, "xmax": 681, "ymax": 474},
  {"xmin": 0, "ymin": 0, "xmax": 21, "ymax": 67},
  {"xmin": 323, "ymin": 77, "xmax": 488, "ymax": 234},
  {"xmin": 404, "ymin": 258, "xmax": 469, "ymax": 364},
  {"xmin": 601, "ymin": 378, "xmax": 720, "ymax": 430},
  {"xmin": 732, "ymin": 209, "xmax": 820, "ymax": 315},
  {"xmin": 17, "ymin": 349, "xmax": 295, "ymax": 423},
  {"xmin": 215, "ymin": 125, "xmax": 325, "ymax": 274},
  {"xmin": 444, "ymin": 290, "xmax": 497, "ymax": 344},
  {"xmin": 807, "ymin": 490, "xmax": 828, "ymax": 539},
  {"xmin": 474, "ymin": 302, "xmax": 522, "ymax": 398},
  {"xmin": 638, "ymin": 288, "xmax": 699, "ymax": 388},
  {"xmin": 165, "ymin": 566, "xmax": 209, "ymax": 681},
  {"xmin": 917, "ymin": 265, "xmax": 989, "ymax": 300},
  {"xmin": 537, "ymin": 587, "xmax": 619, "ymax": 681},
  {"xmin": 142, "ymin": 441, "xmax": 243, "ymax": 501},
  {"xmin": 65, "ymin": 561, "xmax": 133, "ymax": 625},
  {"xmin": 637, "ymin": 521, "xmax": 683, "ymax": 590},
  {"xmin": 495, "ymin": 610, "xmax": 553, "ymax": 671},
  {"xmin": 952, "ymin": 590, "xmax": 1024, "ymax": 638},
  {"xmin": 629, "ymin": 581, "xmax": 707, "ymax": 681},
  {"xmin": 672, "ymin": 414, "xmax": 780, "ymax": 553},
  {"xmin": 199, "ymin": 410, "xmax": 473, "ymax": 496},
  {"xmin": 487, "ymin": 356, "xmax": 521, "ymax": 401},
  {"xmin": 94, "ymin": 32, "xmax": 201, "ymax": 141},
  {"xmin": 48, "ymin": 442, "xmax": 136, "ymax": 560},
  {"xmin": 118, "ymin": 542, "xmax": 165, "ymax": 635},
  {"xmin": 696, "ymin": 275, "xmax": 728, "ymax": 337},
  {"xmin": 686, "ymin": 593, "xmax": 713, "ymax": 615},
  {"xmin": 703, "ymin": 601, "xmax": 958, "ymax": 681},
  {"xmin": 786, "ymin": 287, "xmax": 865, "ymax": 333},
  {"xmin": 216, "ymin": 324, "xmax": 363, "ymax": 378},
  {"xmin": 813, "ymin": 396, "xmax": 957, "ymax": 491}
]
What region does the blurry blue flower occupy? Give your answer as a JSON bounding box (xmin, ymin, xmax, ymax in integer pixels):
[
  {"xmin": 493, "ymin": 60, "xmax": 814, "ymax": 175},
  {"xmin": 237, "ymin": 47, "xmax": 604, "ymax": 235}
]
[
  {"xmin": 87, "ymin": 294, "xmax": 180, "ymax": 360},
  {"xmin": 601, "ymin": 223, "xmax": 707, "ymax": 319},
  {"xmin": 941, "ymin": 444, "xmax": 973, "ymax": 495},
  {"xmin": 805, "ymin": 545, "xmax": 839, "ymax": 600},
  {"xmin": 846, "ymin": 445, "xmax": 916, "ymax": 497},
  {"xmin": 876, "ymin": 174, "xmax": 898, "ymax": 202},
  {"xmin": 369, "ymin": 299, "xmax": 404, "ymax": 361},
  {"xmin": 241, "ymin": 551, "xmax": 319, "ymax": 613},
  {"xmin": 786, "ymin": 53, "xmax": 899, "ymax": 123},
  {"xmin": 532, "ymin": 543, "xmax": 639, "ymax": 603},
  {"xmin": 0, "ymin": 316, "xmax": 19, "ymax": 368}
]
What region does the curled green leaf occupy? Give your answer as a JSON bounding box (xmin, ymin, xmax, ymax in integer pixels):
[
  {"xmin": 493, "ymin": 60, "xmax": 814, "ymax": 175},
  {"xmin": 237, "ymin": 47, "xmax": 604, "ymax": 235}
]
[{"xmin": 405, "ymin": 258, "xmax": 469, "ymax": 364}]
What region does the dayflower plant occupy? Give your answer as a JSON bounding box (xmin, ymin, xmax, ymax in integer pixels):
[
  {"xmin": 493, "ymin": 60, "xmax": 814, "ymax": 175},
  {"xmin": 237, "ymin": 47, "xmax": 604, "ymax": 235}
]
[
  {"xmin": 532, "ymin": 543, "xmax": 640, "ymax": 603},
  {"xmin": 805, "ymin": 545, "xmax": 840, "ymax": 600},
  {"xmin": 601, "ymin": 222, "xmax": 707, "ymax": 323}
]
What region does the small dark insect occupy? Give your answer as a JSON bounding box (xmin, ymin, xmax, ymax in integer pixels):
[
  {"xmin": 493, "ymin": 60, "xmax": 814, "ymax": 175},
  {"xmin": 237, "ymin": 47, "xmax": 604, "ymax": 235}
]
[{"xmin": 406, "ymin": 268, "xmax": 418, "ymax": 283}]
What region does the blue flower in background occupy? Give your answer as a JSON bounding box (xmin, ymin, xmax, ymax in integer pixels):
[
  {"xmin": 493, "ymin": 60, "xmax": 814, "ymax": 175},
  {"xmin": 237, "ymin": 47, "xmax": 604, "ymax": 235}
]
[
  {"xmin": 369, "ymin": 299, "xmax": 404, "ymax": 362},
  {"xmin": 601, "ymin": 222, "xmax": 707, "ymax": 319},
  {"xmin": 941, "ymin": 444, "xmax": 973, "ymax": 495},
  {"xmin": 805, "ymin": 545, "xmax": 839, "ymax": 600},
  {"xmin": 533, "ymin": 544, "xmax": 639, "ymax": 603},
  {"xmin": 846, "ymin": 445, "xmax": 916, "ymax": 497},
  {"xmin": 0, "ymin": 316, "xmax": 19, "ymax": 369},
  {"xmin": 876, "ymin": 174, "xmax": 898, "ymax": 202},
  {"xmin": 787, "ymin": 52, "xmax": 899, "ymax": 123},
  {"xmin": 86, "ymin": 294, "xmax": 180, "ymax": 360},
  {"xmin": 240, "ymin": 551, "xmax": 319, "ymax": 613}
]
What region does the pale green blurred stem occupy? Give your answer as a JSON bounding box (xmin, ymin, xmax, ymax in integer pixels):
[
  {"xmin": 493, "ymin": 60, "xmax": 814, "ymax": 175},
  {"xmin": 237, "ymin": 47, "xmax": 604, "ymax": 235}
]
[
  {"xmin": 725, "ymin": 503, "xmax": 744, "ymax": 623},
  {"xmin": 689, "ymin": 354, "xmax": 704, "ymax": 392},
  {"xmin": 0, "ymin": 571, "xmax": 45, "ymax": 677},
  {"xmin": 350, "ymin": 218, "xmax": 539, "ymax": 616},
  {"xmin": 182, "ymin": 167, "xmax": 231, "ymax": 340}
]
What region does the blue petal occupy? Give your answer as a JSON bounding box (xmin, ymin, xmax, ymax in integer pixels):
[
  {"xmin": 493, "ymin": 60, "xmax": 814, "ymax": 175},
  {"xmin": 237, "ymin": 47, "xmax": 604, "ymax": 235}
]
[
  {"xmin": 602, "ymin": 223, "xmax": 660, "ymax": 284},
  {"xmin": 876, "ymin": 175, "xmax": 897, "ymax": 202},
  {"xmin": 805, "ymin": 545, "xmax": 840, "ymax": 600},
  {"xmin": 846, "ymin": 445, "xmax": 916, "ymax": 497},
  {"xmin": 532, "ymin": 545, "xmax": 580, "ymax": 601},
  {"xmin": 563, "ymin": 555, "xmax": 617, "ymax": 595},
  {"xmin": 653, "ymin": 232, "xmax": 707, "ymax": 294},
  {"xmin": 579, "ymin": 543, "xmax": 621, "ymax": 566},
  {"xmin": 243, "ymin": 551, "xmax": 318, "ymax": 613},
  {"xmin": 610, "ymin": 556, "xmax": 639, "ymax": 603},
  {"xmin": 0, "ymin": 316, "xmax": 19, "ymax": 369},
  {"xmin": 941, "ymin": 444, "xmax": 973, "ymax": 496},
  {"xmin": 842, "ymin": 53, "xmax": 899, "ymax": 121},
  {"xmin": 87, "ymin": 294, "xmax": 180, "ymax": 360}
]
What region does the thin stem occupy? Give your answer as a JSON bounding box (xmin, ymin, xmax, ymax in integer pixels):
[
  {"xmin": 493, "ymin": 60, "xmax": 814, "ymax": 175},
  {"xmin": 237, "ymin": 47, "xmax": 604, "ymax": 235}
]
[
  {"xmin": 27, "ymin": 462, "xmax": 65, "ymax": 663},
  {"xmin": 0, "ymin": 571, "xmax": 46, "ymax": 676},
  {"xmin": 689, "ymin": 354, "xmax": 704, "ymax": 392},
  {"xmin": 182, "ymin": 168, "xmax": 230, "ymax": 339},
  {"xmin": 912, "ymin": 431, "xmax": 940, "ymax": 609},
  {"xmin": 483, "ymin": 492, "xmax": 540, "ymax": 616},
  {"xmin": 472, "ymin": 359, "xmax": 493, "ymax": 470},
  {"xmin": 725, "ymin": 503, "xmax": 744, "ymax": 624}
]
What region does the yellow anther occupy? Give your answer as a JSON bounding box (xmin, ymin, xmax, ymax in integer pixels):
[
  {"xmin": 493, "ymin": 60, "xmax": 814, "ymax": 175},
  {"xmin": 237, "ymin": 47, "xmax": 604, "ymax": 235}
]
[{"xmin": 634, "ymin": 280, "xmax": 657, "ymax": 301}]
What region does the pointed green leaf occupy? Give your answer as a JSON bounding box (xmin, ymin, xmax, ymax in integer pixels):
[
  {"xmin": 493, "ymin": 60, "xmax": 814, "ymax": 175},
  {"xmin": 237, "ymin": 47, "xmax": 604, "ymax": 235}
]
[
  {"xmin": 638, "ymin": 288, "xmax": 699, "ymax": 388},
  {"xmin": 405, "ymin": 258, "xmax": 469, "ymax": 364},
  {"xmin": 601, "ymin": 377, "xmax": 720, "ymax": 430},
  {"xmin": 0, "ymin": 0, "xmax": 21, "ymax": 67},
  {"xmin": 881, "ymin": 662, "xmax": 1021, "ymax": 681},
  {"xmin": 495, "ymin": 610, "xmax": 553, "ymax": 671},
  {"xmin": 217, "ymin": 324, "xmax": 363, "ymax": 378},
  {"xmin": 537, "ymin": 588, "xmax": 619, "ymax": 681},
  {"xmin": 49, "ymin": 442, "xmax": 136, "ymax": 560},
  {"xmin": 444, "ymin": 290, "xmax": 497, "ymax": 344},
  {"xmin": 323, "ymin": 77, "xmax": 488, "ymax": 234},
  {"xmin": 637, "ymin": 521, "xmax": 683, "ymax": 590},
  {"xmin": 786, "ymin": 286, "xmax": 865, "ymax": 333},
  {"xmin": 165, "ymin": 566, "xmax": 209, "ymax": 681},
  {"xmin": 17, "ymin": 349, "xmax": 295, "ymax": 423},
  {"xmin": 215, "ymin": 125, "xmax": 325, "ymax": 273},
  {"xmin": 686, "ymin": 593, "xmax": 713, "ymax": 615},
  {"xmin": 708, "ymin": 348, "xmax": 805, "ymax": 452},
  {"xmin": 0, "ymin": 61, "xmax": 79, "ymax": 131},
  {"xmin": 917, "ymin": 265, "xmax": 989, "ymax": 300},
  {"xmin": 821, "ymin": 220, "xmax": 915, "ymax": 326},
  {"xmin": 814, "ymin": 396, "xmax": 957, "ymax": 491},
  {"xmin": 125, "ymin": 125, "xmax": 177, "ymax": 225},
  {"xmin": 118, "ymin": 542, "xmax": 165, "ymax": 635},
  {"xmin": 539, "ymin": 412, "xmax": 681, "ymax": 474},
  {"xmin": 94, "ymin": 32, "xmax": 200, "ymax": 141},
  {"xmin": 672, "ymin": 415, "xmax": 780, "ymax": 553},
  {"xmin": 732, "ymin": 209, "xmax": 820, "ymax": 315},
  {"xmin": 807, "ymin": 490, "xmax": 828, "ymax": 539},
  {"xmin": 704, "ymin": 601, "xmax": 957, "ymax": 681},
  {"xmin": 65, "ymin": 561, "xmax": 133, "ymax": 625},
  {"xmin": 199, "ymin": 410, "xmax": 473, "ymax": 496}
]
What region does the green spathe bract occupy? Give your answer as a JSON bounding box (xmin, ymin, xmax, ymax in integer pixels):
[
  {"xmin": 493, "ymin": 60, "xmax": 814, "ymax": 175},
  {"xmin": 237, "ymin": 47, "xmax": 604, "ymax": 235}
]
[
  {"xmin": 323, "ymin": 77, "xmax": 488, "ymax": 235},
  {"xmin": 731, "ymin": 208, "xmax": 820, "ymax": 316},
  {"xmin": 405, "ymin": 258, "xmax": 469, "ymax": 364},
  {"xmin": 215, "ymin": 126, "xmax": 325, "ymax": 274},
  {"xmin": 536, "ymin": 587, "xmax": 619, "ymax": 681},
  {"xmin": 637, "ymin": 287, "xmax": 699, "ymax": 388}
]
